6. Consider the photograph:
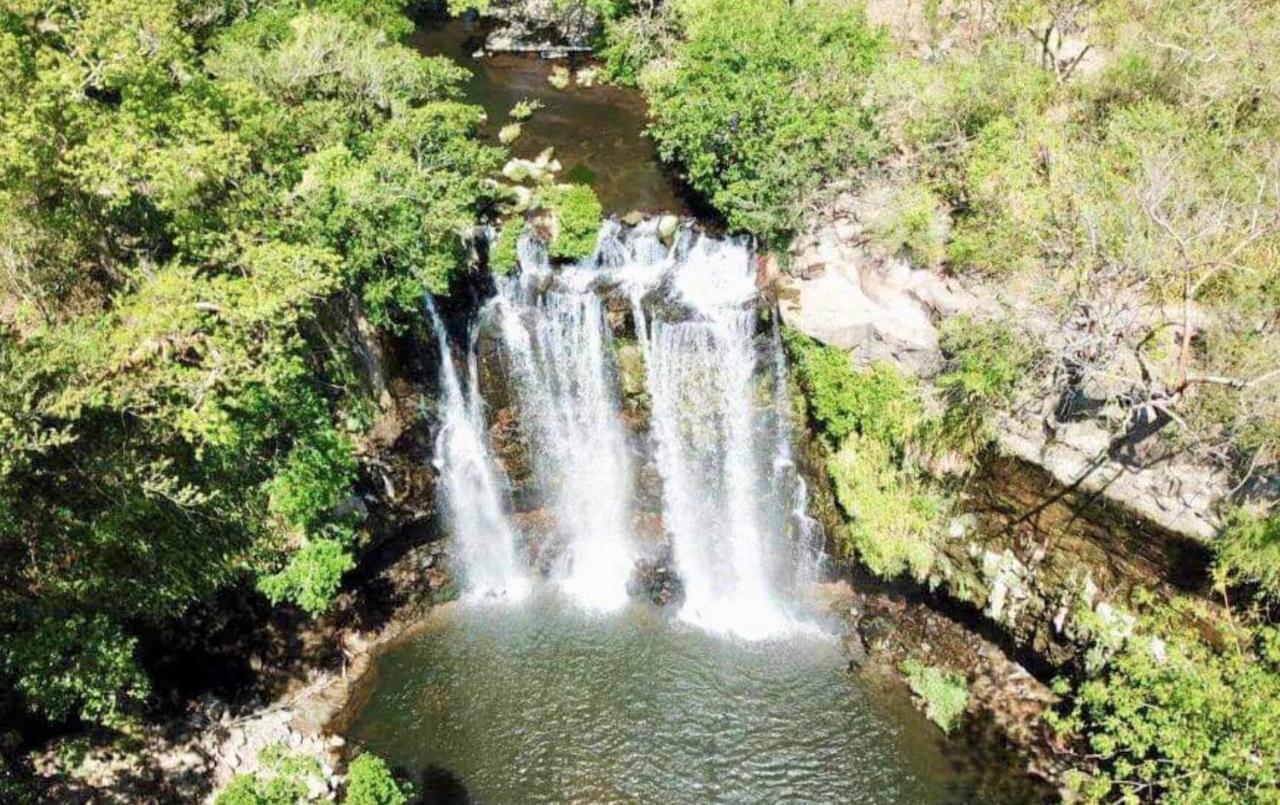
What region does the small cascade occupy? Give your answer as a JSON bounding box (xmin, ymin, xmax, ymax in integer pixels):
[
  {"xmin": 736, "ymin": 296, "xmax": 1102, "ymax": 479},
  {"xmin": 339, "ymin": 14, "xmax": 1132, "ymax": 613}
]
[
  {"xmin": 493, "ymin": 236, "xmax": 636, "ymax": 611},
  {"xmin": 769, "ymin": 321, "xmax": 826, "ymax": 591},
  {"xmin": 425, "ymin": 297, "xmax": 529, "ymax": 601}
]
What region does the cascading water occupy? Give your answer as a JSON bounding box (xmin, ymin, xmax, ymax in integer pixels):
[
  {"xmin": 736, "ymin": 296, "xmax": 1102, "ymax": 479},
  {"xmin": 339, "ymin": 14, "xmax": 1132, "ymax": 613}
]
[
  {"xmin": 425, "ymin": 298, "xmax": 529, "ymax": 601},
  {"xmin": 492, "ymin": 236, "xmax": 637, "ymax": 611},
  {"xmin": 637, "ymin": 231, "xmax": 818, "ymax": 639},
  {"xmin": 438, "ymin": 221, "xmax": 821, "ymax": 635}
]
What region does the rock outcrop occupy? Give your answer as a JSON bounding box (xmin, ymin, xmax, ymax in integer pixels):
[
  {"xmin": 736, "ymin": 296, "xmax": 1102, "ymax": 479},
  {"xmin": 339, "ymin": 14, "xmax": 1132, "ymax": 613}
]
[
  {"xmin": 479, "ymin": 0, "xmax": 600, "ymax": 54},
  {"xmin": 779, "ymin": 187, "xmax": 1229, "ymax": 546}
]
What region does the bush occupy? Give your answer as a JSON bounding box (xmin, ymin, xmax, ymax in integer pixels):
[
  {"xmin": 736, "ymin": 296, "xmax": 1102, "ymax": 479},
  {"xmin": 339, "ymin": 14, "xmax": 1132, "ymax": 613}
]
[
  {"xmin": 866, "ymin": 182, "xmax": 948, "ymax": 268},
  {"xmin": 1215, "ymin": 513, "xmax": 1280, "ymax": 602},
  {"xmin": 935, "ymin": 316, "xmax": 1038, "ymax": 452},
  {"xmin": 827, "ymin": 436, "xmax": 942, "ymax": 582},
  {"xmin": 784, "ymin": 331, "xmax": 922, "ymax": 450},
  {"xmin": 214, "ymin": 746, "xmax": 322, "ymax": 805},
  {"xmin": 543, "ymin": 184, "xmax": 603, "ymax": 260},
  {"xmin": 639, "ymin": 0, "xmax": 885, "ymax": 245},
  {"xmin": 257, "ymin": 531, "xmax": 356, "ymax": 615},
  {"xmin": 900, "ymin": 660, "xmax": 969, "ymax": 733},
  {"xmin": 345, "ymin": 753, "xmax": 410, "ymax": 805},
  {"xmin": 490, "ymin": 219, "xmax": 524, "ymax": 276},
  {"xmin": 1052, "ymin": 618, "xmax": 1280, "ymax": 803}
]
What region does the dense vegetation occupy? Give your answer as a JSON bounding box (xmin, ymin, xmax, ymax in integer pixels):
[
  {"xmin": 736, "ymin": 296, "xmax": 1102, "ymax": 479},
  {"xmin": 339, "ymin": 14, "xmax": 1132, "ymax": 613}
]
[
  {"xmin": 619, "ymin": 0, "xmax": 1279, "ymax": 473},
  {"xmin": 616, "ymin": 0, "xmax": 884, "ymax": 245},
  {"xmin": 672, "ymin": 1, "xmax": 1280, "ymax": 798},
  {"xmin": 0, "ymin": 0, "xmax": 500, "ymax": 741}
]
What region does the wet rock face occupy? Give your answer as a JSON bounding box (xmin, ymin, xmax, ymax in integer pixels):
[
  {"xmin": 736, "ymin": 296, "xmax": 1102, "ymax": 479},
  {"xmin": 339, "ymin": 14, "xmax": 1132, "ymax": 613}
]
[
  {"xmin": 629, "ymin": 544, "xmax": 685, "ymax": 608},
  {"xmin": 816, "ymin": 580, "xmax": 1064, "ymax": 795},
  {"xmin": 928, "ymin": 454, "xmax": 1215, "ymax": 667}
]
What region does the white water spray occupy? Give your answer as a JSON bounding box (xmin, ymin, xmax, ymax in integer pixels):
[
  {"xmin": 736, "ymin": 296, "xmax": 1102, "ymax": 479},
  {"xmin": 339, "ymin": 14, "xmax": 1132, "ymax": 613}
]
[
  {"xmin": 425, "ymin": 297, "xmax": 529, "ymax": 601},
  {"xmin": 493, "ymin": 235, "xmax": 637, "ymax": 611},
  {"xmin": 637, "ymin": 233, "xmax": 815, "ymax": 639}
]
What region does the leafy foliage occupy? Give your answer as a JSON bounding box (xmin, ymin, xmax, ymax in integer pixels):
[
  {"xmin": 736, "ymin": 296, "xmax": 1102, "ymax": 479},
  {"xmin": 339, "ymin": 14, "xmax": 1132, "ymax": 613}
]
[
  {"xmin": 0, "ymin": 0, "xmax": 496, "ymax": 727},
  {"xmin": 345, "ymin": 753, "xmax": 411, "ymax": 805},
  {"xmin": 543, "ymin": 184, "xmax": 603, "ymax": 261},
  {"xmin": 637, "ymin": 0, "xmax": 885, "ymax": 245},
  {"xmin": 1052, "ymin": 616, "xmax": 1280, "ymax": 803},
  {"xmin": 900, "ymin": 660, "xmax": 969, "ymax": 734},
  {"xmin": 935, "ymin": 317, "xmax": 1039, "ymax": 453},
  {"xmin": 828, "ymin": 436, "xmax": 943, "ymax": 582},
  {"xmin": 491, "ymin": 219, "xmax": 524, "ymax": 276},
  {"xmin": 784, "ymin": 331, "xmax": 922, "ymax": 449},
  {"xmin": 865, "ymin": 182, "xmax": 948, "ymax": 268},
  {"xmin": 214, "ymin": 745, "xmax": 323, "ymax": 805},
  {"xmin": 1216, "ymin": 513, "xmax": 1280, "ymax": 602}
]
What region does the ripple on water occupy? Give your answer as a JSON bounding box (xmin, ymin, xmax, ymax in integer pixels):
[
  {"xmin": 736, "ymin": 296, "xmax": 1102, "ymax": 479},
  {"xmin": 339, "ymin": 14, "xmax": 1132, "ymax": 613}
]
[{"xmin": 344, "ymin": 591, "xmax": 974, "ymax": 804}]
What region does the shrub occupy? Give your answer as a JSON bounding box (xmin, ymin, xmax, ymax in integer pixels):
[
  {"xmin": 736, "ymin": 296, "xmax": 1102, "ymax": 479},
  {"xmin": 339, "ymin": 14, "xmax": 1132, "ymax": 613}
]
[
  {"xmin": 345, "ymin": 753, "xmax": 410, "ymax": 805},
  {"xmin": 900, "ymin": 660, "xmax": 969, "ymax": 733},
  {"xmin": 827, "ymin": 436, "xmax": 942, "ymax": 581},
  {"xmin": 508, "ymin": 98, "xmax": 544, "ymax": 120},
  {"xmin": 491, "ymin": 219, "xmax": 524, "ymax": 276},
  {"xmin": 640, "ymin": 0, "xmax": 885, "ymax": 245},
  {"xmin": 498, "ymin": 123, "xmax": 522, "ymax": 144},
  {"xmin": 1215, "ymin": 513, "xmax": 1280, "ymax": 601},
  {"xmin": 542, "ymin": 184, "xmax": 602, "ymax": 260},
  {"xmin": 866, "ymin": 182, "xmax": 948, "ymax": 268},
  {"xmin": 257, "ymin": 531, "xmax": 356, "ymax": 615},
  {"xmin": 1051, "ymin": 618, "xmax": 1280, "ymax": 803},
  {"xmin": 935, "ymin": 316, "xmax": 1038, "ymax": 452},
  {"xmin": 214, "ymin": 745, "xmax": 321, "ymax": 805},
  {"xmin": 784, "ymin": 331, "xmax": 922, "ymax": 450}
]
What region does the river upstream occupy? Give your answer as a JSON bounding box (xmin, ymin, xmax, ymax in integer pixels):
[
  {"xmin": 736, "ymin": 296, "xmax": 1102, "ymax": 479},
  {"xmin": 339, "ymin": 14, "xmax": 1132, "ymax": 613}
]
[{"xmin": 338, "ymin": 16, "xmax": 1042, "ymax": 804}]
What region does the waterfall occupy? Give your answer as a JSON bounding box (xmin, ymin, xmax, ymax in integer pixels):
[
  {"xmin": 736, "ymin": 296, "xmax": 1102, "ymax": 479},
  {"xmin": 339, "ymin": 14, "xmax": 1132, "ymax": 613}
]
[
  {"xmin": 432, "ymin": 221, "xmax": 822, "ymax": 636},
  {"xmin": 493, "ymin": 236, "xmax": 637, "ymax": 612},
  {"xmin": 639, "ymin": 232, "xmax": 817, "ymax": 639},
  {"xmin": 425, "ymin": 297, "xmax": 530, "ymax": 601}
]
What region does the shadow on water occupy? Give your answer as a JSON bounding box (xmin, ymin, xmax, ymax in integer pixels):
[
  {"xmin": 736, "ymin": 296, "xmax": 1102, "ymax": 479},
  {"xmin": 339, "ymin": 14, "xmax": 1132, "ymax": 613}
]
[{"xmin": 415, "ymin": 765, "xmax": 472, "ymax": 805}]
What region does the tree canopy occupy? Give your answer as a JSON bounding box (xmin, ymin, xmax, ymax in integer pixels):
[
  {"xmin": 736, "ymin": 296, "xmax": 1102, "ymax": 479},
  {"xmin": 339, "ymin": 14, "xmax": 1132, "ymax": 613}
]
[{"xmin": 0, "ymin": 0, "xmax": 499, "ymax": 728}]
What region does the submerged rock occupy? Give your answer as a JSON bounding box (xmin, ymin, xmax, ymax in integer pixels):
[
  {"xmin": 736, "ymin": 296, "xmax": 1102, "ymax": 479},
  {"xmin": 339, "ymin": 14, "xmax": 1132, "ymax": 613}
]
[{"xmin": 629, "ymin": 546, "xmax": 685, "ymax": 608}]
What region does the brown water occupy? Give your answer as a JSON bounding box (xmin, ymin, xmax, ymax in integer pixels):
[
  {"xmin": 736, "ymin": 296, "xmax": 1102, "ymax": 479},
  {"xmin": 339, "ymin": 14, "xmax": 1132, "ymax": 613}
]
[{"xmin": 407, "ymin": 17, "xmax": 688, "ymax": 216}]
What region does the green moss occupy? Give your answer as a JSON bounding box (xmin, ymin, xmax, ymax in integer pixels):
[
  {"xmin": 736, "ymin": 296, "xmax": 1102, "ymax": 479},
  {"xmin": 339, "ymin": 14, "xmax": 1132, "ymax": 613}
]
[
  {"xmin": 543, "ymin": 184, "xmax": 603, "ymax": 261},
  {"xmin": 491, "ymin": 219, "xmax": 524, "ymax": 276},
  {"xmin": 827, "ymin": 436, "xmax": 941, "ymax": 581},
  {"xmin": 900, "ymin": 661, "xmax": 969, "ymax": 733}
]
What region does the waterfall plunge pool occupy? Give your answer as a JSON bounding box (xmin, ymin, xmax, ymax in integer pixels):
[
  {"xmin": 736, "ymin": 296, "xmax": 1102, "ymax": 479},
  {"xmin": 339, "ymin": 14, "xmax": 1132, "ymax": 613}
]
[
  {"xmin": 342, "ymin": 590, "xmax": 984, "ymax": 804},
  {"xmin": 345, "ymin": 21, "xmax": 1049, "ymax": 804}
]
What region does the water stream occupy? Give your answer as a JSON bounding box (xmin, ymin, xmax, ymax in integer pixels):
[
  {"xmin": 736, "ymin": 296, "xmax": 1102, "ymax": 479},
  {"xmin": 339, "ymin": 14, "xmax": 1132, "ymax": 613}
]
[{"xmin": 343, "ymin": 23, "xmax": 1037, "ymax": 803}]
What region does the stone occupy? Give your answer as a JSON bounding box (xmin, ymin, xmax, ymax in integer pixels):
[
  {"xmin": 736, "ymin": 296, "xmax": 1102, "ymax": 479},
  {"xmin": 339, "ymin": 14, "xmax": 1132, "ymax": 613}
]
[
  {"xmin": 657, "ymin": 214, "xmax": 679, "ymax": 244},
  {"xmin": 501, "ymin": 159, "xmax": 531, "ymax": 182},
  {"xmin": 498, "ymin": 122, "xmax": 522, "ymax": 144},
  {"xmin": 621, "ymin": 210, "xmax": 645, "ymax": 226}
]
